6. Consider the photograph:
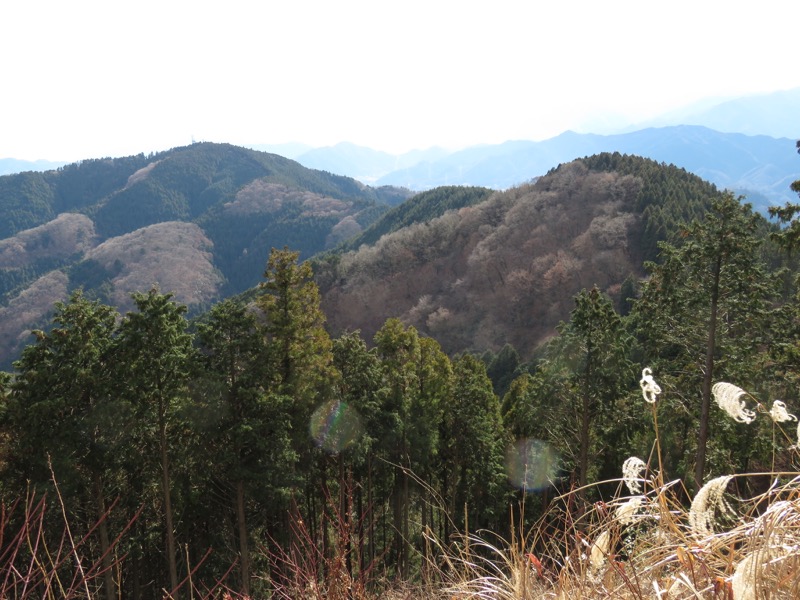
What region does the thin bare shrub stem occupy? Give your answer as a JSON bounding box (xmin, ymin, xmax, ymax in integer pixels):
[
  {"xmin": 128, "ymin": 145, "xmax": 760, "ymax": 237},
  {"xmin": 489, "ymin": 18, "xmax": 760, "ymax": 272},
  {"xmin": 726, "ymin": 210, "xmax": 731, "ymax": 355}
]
[
  {"xmin": 651, "ymin": 402, "xmax": 664, "ymax": 487},
  {"xmin": 49, "ymin": 458, "xmax": 91, "ymax": 599}
]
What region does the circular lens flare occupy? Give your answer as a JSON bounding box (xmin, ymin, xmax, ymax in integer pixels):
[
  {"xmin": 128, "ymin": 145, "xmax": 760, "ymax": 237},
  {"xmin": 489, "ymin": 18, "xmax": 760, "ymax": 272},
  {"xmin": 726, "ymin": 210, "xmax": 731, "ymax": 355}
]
[
  {"xmin": 505, "ymin": 438, "xmax": 560, "ymax": 492},
  {"xmin": 309, "ymin": 399, "xmax": 363, "ymax": 454}
]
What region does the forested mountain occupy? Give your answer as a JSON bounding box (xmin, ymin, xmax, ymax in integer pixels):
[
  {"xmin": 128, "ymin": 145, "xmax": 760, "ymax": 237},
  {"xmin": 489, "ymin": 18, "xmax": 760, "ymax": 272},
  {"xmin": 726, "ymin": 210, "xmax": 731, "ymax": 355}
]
[
  {"xmin": 338, "ymin": 185, "xmax": 494, "ymax": 250},
  {"xmin": 0, "ymin": 142, "xmax": 411, "ymax": 367},
  {"xmin": 0, "ymin": 148, "xmax": 739, "ymax": 368},
  {"xmin": 315, "ymin": 154, "xmax": 728, "ymax": 358}
]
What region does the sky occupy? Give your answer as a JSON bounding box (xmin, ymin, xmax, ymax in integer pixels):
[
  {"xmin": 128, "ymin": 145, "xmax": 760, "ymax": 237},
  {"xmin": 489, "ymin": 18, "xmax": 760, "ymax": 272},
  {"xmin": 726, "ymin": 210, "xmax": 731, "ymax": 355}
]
[{"xmin": 2, "ymin": 0, "xmax": 799, "ymax": 161}]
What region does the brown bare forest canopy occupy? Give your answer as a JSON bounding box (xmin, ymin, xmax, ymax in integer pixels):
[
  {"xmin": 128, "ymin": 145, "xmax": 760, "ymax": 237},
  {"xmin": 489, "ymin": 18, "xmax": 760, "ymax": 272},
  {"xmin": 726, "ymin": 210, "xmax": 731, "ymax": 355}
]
[{"xmin": 317, "ymin": 162, "xmax": 647, "ymax": 358}]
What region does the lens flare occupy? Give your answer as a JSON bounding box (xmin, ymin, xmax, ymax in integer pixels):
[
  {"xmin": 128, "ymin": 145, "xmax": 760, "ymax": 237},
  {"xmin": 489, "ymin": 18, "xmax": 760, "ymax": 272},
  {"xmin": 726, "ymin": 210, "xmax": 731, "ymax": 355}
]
[
  {"xmin": 505, "ymin": 438, "xmax": 560, "ymax": 492},
  {"xmin": 309, "ymin": 399, "xmax": 363, "ymax": 453}
]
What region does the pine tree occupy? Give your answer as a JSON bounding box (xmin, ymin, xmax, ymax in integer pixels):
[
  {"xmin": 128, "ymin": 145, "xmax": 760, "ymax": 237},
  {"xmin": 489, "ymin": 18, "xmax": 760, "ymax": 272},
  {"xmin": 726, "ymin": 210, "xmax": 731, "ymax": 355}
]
[
  {"xmin": 115, "ymin": 287, "xmax": 194, "ymax": 594},
  {"xmin": 444, "ymin": 354, "xmax": 508, "ymax": 534},
  {"xmin": 633, "ymin": 193, "xmax": 776, "ymax": 487},
  {"xmin": 195, "ymin": 298, "xmax": 274, "ymax": 596},
  {"xmin": 6, "ymin": 291, "xmax": 121, "ymax": 600},
  {"xmin": 542, "ymin": 287, "xmax": 634, "ymax": 492}
]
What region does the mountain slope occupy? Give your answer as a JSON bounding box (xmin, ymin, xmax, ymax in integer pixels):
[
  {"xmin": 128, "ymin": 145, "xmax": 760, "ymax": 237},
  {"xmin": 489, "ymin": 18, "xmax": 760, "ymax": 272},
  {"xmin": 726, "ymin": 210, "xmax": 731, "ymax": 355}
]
[
  {"xmin": 340, "ymin": 185, "xmax": 494, "ymax": 251},
  {"xmin": 0, "ymin": 142, "xmax": 400, "ymax": 367},
  {"xmin": 0, "ymin": 158, "xmax": 68, "ymax": 177},
  {"xmin": 296, "ymin": 143, "xmax": 450, "ymax": 185},
  {"xmin": 316, "ymin": 154, "xmax": 725, "ymax": 358}
]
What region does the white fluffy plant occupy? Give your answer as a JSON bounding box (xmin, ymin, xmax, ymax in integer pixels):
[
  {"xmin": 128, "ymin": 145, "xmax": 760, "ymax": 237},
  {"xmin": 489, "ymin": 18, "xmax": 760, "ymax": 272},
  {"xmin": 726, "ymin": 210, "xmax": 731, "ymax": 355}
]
[
  {"xmin": 712, "ymin": 381, "xmax": 800, "ymax": 454},
  {"xmin": 622, "ymin": 456, "xmax": 648, "ymax": 495},
  {"xmin": 711, "ymin": 382, "xmax": 757, "ymax": 424},
  {"xmin": 639, "ymin": 367, "xmax": 661, "ymax": 404},
  {"xmin": 688, "ymin": 475, "xmax": 737, "ymax": 538}
]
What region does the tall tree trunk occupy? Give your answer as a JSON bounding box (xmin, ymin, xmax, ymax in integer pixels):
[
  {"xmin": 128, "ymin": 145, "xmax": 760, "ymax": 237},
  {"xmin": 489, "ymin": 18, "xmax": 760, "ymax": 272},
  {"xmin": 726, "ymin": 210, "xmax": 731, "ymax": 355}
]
[
  {"xmin": 367, "ymin": 455, "xmax": 374, "ymax": 566},
  {"xmin": 235, "ymin": 479, "xmax": 251, "ymax": 596},
  {"xmin": 402, "ymin": 455, "xmax": 410, "ymax": 579},
  {"xmin": 578, "ymin": 389, "xmax": 591, "ymax": 491},
  {"xmin": 159, "ymin": 405, "xmax": 179, "ymax": 594},
  {"xmin": 392, "ymin": 471, "xmax": 404, "ymax": 575},
  {"xmin": 578, "ymin": 350, "xmax": 594, "ymax": 497},
  {"xmin": 92, "ymin": 475, "xmax": 116, "ymax": 600},
  {"xmin": 695, "ymin": 256, "xmax": 722, "ymax": 490}
]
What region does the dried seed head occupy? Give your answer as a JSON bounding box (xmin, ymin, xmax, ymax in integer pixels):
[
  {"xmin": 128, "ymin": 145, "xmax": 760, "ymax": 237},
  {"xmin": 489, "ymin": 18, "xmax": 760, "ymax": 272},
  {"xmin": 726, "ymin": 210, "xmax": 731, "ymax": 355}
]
[
  {"xmin": 589, "ymin": 530, "xmax": 610, "ymax": 572},
  {"xmin": 639, "ymin": 367, "xmax": 661, "ymax": 403},
  {"xmin": 712, "ymin": 382, "xmax": 756, "ymax": 424},
  {"xmin": 769, "ymin": 400, "xmax": 797, "ymax": 423},
  {"xmin": 622, "ymin": 456, "xmax": 647, "ymax": 494},
  {"xmin": 615, "ymin": 496, "xmax": 645, "ymax": 526},
  {"xmin": 689, "ymin": 475, "xmax": 736, "ymax": 537}
]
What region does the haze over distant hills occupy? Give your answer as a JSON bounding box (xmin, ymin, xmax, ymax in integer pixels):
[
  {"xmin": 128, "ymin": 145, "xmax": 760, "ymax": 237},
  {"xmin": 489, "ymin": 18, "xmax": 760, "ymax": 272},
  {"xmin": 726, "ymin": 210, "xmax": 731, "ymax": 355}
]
[
  {"xmin": 4, "ymin": 88, "xmax": 798, "ymax": 208},
  {"xmin": 0, "ymin": 87, "xmax": 797, "ymax": 367},
  {"xmin": 368, "ymin": 127, "xmax": 797, "ymax": 210},
  {"xmin": 628, "ymin": 87, "xmax": 800, "ymax": 139},
  {"xmin": 278, "ymin": 88, "xmax": 800, "ymax": 211},
  {"xmin": 285, "ymin": 87, "xmax": 799, "ymax": 210}
]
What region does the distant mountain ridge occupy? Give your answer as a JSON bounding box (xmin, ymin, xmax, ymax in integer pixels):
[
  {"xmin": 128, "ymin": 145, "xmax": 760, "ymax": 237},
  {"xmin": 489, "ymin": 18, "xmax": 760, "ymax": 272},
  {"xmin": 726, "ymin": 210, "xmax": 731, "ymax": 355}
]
[
  {"xmin": 0, "ymin": 158, "xmax": 67, "ymax": 176},
  {"xmin": 630, "ymin": 87, "xmax": 800, "ymax": 139},
  {"xmin": 292, "ymin": 127, "xmax": 797, "ymax": 212}
]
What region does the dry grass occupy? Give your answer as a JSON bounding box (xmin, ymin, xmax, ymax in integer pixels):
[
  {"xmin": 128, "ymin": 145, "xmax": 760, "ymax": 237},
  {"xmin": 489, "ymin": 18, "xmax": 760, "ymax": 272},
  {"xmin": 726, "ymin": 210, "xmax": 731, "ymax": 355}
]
[
  {"xmin": 3, "ymin": 370, "xmax": 798, "ymax": 598},
  {"xmin": 428, "ymin": 473, "xmax": 799, "ymax": 599}
]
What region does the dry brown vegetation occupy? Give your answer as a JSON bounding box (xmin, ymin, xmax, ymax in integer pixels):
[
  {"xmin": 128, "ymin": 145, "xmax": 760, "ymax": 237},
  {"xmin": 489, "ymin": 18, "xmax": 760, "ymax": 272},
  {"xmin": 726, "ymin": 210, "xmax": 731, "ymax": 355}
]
[
  {"xmin": 123, "ymin": 159, "xmax": 162, "ymax": 189},
  {"xmin": 225, "ymin": 180, "xmax": 355, "ymax": 219},
  {"xmin": 84, "ymin": 221, "xmax": 222, "ymax": 312},
  {"xmin": 0, "ymin": 213, "xmax": 96, "ymax": 268},
  {"xmin": 0, "ymin": 270, "xmax": 68, "ymax": 365},
  {"xmin": 0, "ymin": 218, "xmax": 222, "ymax": 365},
  {"xmin": 320, "ymin": 163, "xmax": 645, "ymax": 358}
]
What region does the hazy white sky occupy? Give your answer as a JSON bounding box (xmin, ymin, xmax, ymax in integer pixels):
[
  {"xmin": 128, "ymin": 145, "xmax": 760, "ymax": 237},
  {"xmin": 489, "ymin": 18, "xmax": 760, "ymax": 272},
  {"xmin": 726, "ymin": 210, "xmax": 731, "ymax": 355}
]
[{"xmin": 2, "ymin": 0, "xmax": 798, "ymax": 161}]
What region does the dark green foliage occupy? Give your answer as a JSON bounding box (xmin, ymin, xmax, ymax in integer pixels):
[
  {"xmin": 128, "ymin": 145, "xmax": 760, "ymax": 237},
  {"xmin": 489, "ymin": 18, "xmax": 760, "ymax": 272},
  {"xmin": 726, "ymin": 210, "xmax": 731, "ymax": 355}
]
[
  {"xmin": 372, "ymin": 185, "xmax": 415, "ymax": 206},
  {"xmin": 6, "ymin": 291, "xmax": 120, "ymax": 487},
  {"xmin": 115, "ymin": 288, "xmax": 195, "ymax": 592},
  {"xmin": 0, "ymin": 155, "xmax": 153, "ymax": 239},
  {"xmin": 0, "ymin": 142, "xmax": 798, "ymax": 593},
  {"xmin": 0, "ymin": 142, "xmax": 389, "ymax": 311},
  {"xmin": 632, "ymin": 193, "xmax": 778, "ymax": 486},
  {"xmin": 0, "ymin": 256, "xmax": 72, "ymax": 304},
  {"xmin": 444, "ymin": 354, "xmax": 508, "ymax": 532},
  {"xmin": 580, "ymin": 152, "xmax": 723, "ymax": 261},
  {"xmin": 52, "ymin": 154, "xmax": 152, "ymax": 212},
  {"xmin": 95, "ymin": 181, "xmax": 191, "ymax": 237},
  {"xmin": 483, "ymin": 343, "xmax": 523, "ymax": 398},
  {"xmin": 4, "ymin": 291, "xmax": 122, "ymax": 598},
  {"xmin": 68, "ymin": 257, "xmax": 123, "ymax": 292},
  {"xmin": 194, "ymin": 298, "xmax": 291, "ymax": 595},
  {"xmin": 541, "ymin": 287, "xmax": 635, "ymax": 491},
  {"xmin": 0, "ymin": 172, "xmax": 56, "ymax": 237}
]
